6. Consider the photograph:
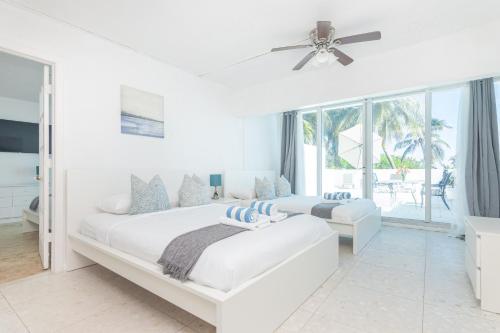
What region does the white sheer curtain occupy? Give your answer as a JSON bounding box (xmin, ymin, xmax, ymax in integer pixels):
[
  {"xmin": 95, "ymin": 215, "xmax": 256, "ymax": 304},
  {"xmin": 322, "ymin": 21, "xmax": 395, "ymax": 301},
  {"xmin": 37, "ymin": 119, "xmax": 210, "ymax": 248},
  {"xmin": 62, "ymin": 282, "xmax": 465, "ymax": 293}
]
[
  {"xmin": 295, "ymin": 112, "xmax": 306, "ymax": 195},
  {"xmin": 452, "ymin": 84, "xmax": 471, "ymax": 235}
]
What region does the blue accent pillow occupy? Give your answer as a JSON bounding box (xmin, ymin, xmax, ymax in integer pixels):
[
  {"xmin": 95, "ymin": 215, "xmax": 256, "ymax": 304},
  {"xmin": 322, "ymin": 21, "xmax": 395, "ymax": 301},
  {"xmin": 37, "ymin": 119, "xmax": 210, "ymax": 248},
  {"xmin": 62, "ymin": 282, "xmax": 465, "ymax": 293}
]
[
  {"xmin": 129, "ymin": 174, "xmax": 170, "ymax": 215},
  {"xmin": 276, "ymin": 175, "xmax": 292, "ymax": 197},
  {"xmin": 255, "ymin": 177, "xmax": 276, "ymax": 200}
]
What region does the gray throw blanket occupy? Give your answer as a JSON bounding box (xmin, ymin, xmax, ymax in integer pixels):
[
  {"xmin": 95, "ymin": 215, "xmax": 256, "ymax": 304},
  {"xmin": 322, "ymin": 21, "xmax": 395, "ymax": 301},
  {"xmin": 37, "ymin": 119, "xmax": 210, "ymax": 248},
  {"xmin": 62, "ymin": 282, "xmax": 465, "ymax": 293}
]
[
  {"xmin": 311, "ymin": 202, "xmax": 343, "ymax": 219},
  {"xmin": 157, "ymin": 224, "xmax": 247, "ymax": 281}
]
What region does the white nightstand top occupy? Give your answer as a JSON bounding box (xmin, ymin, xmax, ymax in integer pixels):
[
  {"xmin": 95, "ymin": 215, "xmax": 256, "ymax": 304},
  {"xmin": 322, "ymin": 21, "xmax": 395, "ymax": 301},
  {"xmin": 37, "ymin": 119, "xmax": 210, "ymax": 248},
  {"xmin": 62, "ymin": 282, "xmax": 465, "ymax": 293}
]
[{"xmin": 211, "ymin": 197, "xmax": 241, "ymax": 205}]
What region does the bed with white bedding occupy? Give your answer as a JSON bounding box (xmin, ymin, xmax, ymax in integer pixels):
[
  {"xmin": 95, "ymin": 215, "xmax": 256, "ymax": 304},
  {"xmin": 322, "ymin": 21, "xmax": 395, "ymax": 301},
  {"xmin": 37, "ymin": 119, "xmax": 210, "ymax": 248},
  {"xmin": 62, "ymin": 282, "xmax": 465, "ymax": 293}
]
[
  {"xmin": 263, "ymin": 195, "xmax": 376, "ymax": 222},
  {"xmin": 258, "ymin": 195, "xmax": 381, "ymax": 255},
  {"xmin": 65, "ymin": 168, "xmax": 339, "ymax": 333},
  {"xmin": 80, "ymin": 203, "xmax": 333, "ymax": 291}
]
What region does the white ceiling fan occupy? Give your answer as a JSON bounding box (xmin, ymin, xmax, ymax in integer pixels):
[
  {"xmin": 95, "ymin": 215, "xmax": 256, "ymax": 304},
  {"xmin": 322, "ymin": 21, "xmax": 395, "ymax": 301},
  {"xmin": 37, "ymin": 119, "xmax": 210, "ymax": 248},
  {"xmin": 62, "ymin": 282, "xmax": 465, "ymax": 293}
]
[{"xmin": 271, "ymin": 21, "xmax": 382, "ymax": 70}]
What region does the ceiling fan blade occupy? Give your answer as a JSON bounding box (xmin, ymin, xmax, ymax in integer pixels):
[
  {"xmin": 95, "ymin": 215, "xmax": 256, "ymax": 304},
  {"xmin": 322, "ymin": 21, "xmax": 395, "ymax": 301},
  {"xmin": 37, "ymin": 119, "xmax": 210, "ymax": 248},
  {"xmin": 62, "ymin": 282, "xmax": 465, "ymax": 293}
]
[
  {"xmin": 293, "ymin": 51, "xmax": 316, "ymax": 71},
  {"xmin": 334, "ymin": 31, "xmax": 381, "ymax": 45},
  {"xmin": 316, "ymin": 21, "xmax": 332, "ymax": 40},
  {"xmin": 330, "ymin": 47, "xmax": 354, "ymax": 66},
  {"xmin": 271, "ymin": 45, "xmax": 312, "ymax": 52}
]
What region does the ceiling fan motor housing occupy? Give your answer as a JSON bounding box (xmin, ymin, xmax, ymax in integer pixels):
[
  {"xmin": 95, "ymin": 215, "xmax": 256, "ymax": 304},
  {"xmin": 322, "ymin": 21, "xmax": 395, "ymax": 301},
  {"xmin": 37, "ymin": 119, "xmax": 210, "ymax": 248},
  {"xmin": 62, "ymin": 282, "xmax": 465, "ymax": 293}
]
[{"xmin": 310, "ymin": 26, "xmax": 335, "ymax": 49}]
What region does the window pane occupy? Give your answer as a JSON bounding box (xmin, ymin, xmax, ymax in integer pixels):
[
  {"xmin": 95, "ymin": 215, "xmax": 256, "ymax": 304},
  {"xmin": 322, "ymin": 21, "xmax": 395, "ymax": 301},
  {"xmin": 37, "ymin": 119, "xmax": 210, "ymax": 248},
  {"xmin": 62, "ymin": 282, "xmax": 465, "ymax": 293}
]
[
  {"xmin": 301, "ymin": 111, "xmax": 317, "ymax": 195},
  {"xmin": 322, "ymin": 104, "xmax": 363, "ymax": 198},
  {"xmin": 430, "ymin": 88, "xmax": 461, "ymax": 224},
  {"xmin": 372, "ymin": 93, "xmax": 425, "ymax": 221}
]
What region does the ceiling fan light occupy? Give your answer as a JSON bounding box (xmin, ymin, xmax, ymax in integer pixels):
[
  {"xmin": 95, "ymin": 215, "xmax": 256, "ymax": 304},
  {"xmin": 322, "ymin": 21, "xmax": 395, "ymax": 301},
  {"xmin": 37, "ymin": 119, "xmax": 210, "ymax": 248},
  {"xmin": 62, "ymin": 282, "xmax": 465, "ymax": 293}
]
[{"xmin": 316, "ymin": 48, "xmax": 329, "ymax": 63}]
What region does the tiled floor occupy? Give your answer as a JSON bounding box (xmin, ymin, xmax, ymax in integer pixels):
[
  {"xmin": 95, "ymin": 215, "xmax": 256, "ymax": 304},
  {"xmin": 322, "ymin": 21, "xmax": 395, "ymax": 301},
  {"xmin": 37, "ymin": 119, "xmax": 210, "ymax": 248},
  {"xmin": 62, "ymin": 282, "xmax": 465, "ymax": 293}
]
[
  {"xmin": 0, "ymin": 222, "xmax": 43, "ymax": 284},
  {"xmin": 1, "ymin": 226, "xmax": 499, "ymax": 333}
]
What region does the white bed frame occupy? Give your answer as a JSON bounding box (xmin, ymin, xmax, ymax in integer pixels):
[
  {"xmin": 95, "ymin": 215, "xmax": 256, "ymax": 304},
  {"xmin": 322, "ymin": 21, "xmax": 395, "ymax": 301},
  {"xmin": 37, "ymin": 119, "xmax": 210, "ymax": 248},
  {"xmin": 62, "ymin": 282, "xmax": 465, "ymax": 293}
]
[
  {"xmin": 224, "ymin": 170, "xmax": 381, "ymax": 255},
  {"xmin": 65, "ymin": 169, "xmax": 339, "ymax": 333},
  {"xmin": 326, "ymin": 208, "xmax": 381, "ymax": 255}
]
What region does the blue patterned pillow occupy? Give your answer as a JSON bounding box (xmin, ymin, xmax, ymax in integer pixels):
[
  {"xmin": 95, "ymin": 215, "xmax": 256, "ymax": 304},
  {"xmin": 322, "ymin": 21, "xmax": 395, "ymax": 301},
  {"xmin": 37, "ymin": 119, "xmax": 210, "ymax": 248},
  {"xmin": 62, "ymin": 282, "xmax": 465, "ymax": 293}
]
[
  {"xmin": 276, "ymin": 175, "xmax": 292, "ymax": 197},
  {"xmin": 179, "ymin": 174, "xmax": 211, "ymax": 207},
  {"xmin": 129, "ymin": 174, "xmax": 170, "ymax": 215},
  {"xmin": 255, "ymin": 177, "xmax": 276, "ymax": 200}
]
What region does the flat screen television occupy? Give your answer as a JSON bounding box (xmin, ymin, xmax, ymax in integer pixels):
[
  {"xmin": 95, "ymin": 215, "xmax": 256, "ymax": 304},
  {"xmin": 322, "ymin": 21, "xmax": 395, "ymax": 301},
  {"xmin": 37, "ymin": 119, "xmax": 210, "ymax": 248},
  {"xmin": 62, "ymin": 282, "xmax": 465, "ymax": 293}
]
[{"xmin": 0, "ymin": 119, "xmax": 39, "ymax": 153}]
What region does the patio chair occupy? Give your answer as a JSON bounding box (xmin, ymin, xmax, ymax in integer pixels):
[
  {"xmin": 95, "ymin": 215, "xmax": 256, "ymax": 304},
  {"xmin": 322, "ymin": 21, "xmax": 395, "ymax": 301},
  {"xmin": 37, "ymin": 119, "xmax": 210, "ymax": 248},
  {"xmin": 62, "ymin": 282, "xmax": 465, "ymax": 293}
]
[
  {"xmin": 420, "ymin": 169, "xmax": 453, "ymax": 210},
  {"xmin": 341, "ymin": 173, "xmax": 355, "ymax": 189}
]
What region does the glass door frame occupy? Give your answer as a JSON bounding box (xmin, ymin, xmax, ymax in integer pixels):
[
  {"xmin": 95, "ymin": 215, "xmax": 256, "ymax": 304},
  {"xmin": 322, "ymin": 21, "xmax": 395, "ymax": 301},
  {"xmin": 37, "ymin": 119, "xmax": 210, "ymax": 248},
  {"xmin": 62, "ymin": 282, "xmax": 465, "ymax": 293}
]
[{"xmin": 300, "ymin": 85, "xmax": 466, "ymax": 224}]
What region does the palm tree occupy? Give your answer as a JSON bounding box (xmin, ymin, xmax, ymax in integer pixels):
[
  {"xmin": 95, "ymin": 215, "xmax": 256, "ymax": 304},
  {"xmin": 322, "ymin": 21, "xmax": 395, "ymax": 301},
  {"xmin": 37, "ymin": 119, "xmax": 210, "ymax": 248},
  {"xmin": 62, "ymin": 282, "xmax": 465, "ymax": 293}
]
[
  {"xmin": 372, "ymin": 98, "xmax": 420, "ymax": 168},
  {"xmin": 302, "ymin": 113, "xmax": 316, "ymax": 145},
  {"xmin": 394, "ymin": 118, "xmax": 451, "ymax": 167},
  {"xmin": 323, "ymin": 107, "xmax": 361, "ymax": 168}
]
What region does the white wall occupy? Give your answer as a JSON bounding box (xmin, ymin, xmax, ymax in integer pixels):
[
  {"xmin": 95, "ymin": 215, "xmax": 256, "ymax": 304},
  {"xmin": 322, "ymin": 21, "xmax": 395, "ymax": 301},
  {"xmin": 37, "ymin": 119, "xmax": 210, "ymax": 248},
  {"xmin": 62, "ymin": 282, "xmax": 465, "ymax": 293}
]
[
  {"xmin": 230, "ymin": 19, "xmax": 500, "ymax": 116},
  {"xmin": 0, "ymin": 2, "xmax": 246, "ymax": 176},
  {"xmin": 0, "ymin": 96, "xmax": 39, "ymax": 185},
  {"xmin": 0, "ymin": 2, "xmax": 279, "ymax": 270},
  {"xmin": 242, "ymin": 114, "xmax": 280, "ymax": 173}
]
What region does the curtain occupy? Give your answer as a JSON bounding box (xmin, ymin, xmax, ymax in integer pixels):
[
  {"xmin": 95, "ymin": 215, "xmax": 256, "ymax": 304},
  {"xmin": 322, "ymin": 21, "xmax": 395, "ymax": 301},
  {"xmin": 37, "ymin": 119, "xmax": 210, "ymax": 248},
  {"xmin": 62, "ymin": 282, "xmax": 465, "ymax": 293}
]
[
  {"xmin": 281, "ymin": 111, "xmax": 298, "ymax": 193},
  {"xmin": 465, "ymin": 78, "xmax": 500, "ymax": 218},
  {"xmin": 295, "ymin": 114, "xmax": 306, "ymax": 195},
  {"xmin": 452, "ymin": 86, "xmax": 470, "ymax": 234}
]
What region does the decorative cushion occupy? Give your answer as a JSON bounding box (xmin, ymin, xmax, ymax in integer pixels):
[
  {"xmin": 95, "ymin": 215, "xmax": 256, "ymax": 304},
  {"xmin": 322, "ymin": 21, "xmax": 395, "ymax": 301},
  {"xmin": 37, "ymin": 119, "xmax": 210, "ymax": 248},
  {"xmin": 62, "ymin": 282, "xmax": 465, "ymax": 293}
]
[
  {"xmin": 98, "ymin": 193, "xmax": 131, "ymax": 214},
  {"xmin": 276, "ymin": 175, "xmax": 292, "ymax": 197},
  {"xmin": 255, "ymin": 177, "xmax": 276, "ymax": 200},
  {"xmin": 179, "ymin": 174, "xmax": 211, "ymax": 207},
  {"xmin": 129, "ymin": 175, "xmax": 170, "ymax": 215}
]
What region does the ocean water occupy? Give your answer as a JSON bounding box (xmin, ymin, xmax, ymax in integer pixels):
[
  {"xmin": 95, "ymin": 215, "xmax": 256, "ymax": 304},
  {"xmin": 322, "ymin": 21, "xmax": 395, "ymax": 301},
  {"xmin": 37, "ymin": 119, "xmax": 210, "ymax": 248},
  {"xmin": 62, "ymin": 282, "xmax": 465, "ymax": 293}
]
[{"xmin": 121, "ymin": 113, "xmax": 164, "ymax": 138}]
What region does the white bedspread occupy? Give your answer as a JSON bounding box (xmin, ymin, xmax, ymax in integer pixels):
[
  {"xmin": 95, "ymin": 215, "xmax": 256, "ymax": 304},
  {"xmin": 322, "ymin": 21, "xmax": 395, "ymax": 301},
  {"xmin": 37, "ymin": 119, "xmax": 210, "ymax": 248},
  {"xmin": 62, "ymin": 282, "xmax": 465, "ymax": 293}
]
[
  {"xmin": 80, "ymin": 204, "xmax": 333, "ymax": 292},
  {"xmin": 263, "ymin": 195, "xmax": 377, "ymax": 223}
]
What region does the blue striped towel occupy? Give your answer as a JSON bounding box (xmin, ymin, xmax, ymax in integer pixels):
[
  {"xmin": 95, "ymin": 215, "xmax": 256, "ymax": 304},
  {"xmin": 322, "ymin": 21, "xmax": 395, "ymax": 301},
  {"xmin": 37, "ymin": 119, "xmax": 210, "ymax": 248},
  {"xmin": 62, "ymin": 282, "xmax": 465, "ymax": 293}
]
[
  {"xmin": 225, "ymin": 206, "xmax": 259, "ymax": 223},
  {"xmin": 324, "ymin": 192, "xmax": 351, "ymax": 200},
  {"xmin": 250, "ymin": 200, "xmax": 279, "ymax": 216}
]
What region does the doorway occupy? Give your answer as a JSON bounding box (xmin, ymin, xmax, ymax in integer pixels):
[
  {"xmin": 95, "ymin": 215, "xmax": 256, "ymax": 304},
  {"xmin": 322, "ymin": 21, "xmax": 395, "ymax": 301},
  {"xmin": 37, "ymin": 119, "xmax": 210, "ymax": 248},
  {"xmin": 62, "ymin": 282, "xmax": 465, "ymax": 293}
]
[{"xmin": 0, "ymin": 50, "xmax": 53, "ymax": 283}]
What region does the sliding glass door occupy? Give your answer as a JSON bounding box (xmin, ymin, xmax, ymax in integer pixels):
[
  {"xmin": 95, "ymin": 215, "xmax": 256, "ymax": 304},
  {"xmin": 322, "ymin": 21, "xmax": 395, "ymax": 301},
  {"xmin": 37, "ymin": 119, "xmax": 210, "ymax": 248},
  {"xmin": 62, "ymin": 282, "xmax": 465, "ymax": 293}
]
[
  {"xmin": 300, "ymin": 110, "xmax": 318, "ymax": 196},
  {"xmin": 298, "ymin": 84, "xmax": 469, "ymax": 224},
  {"xmin": 429, "ymin": 87, "xmax": 462, "ymax": 224},
  {"xmin": 322, "ymin": 104, "xmax": 364, "ymax": 198},
  {"xmin": 371, "ymin": 93, "xmax": 426, "ymax": 221}
]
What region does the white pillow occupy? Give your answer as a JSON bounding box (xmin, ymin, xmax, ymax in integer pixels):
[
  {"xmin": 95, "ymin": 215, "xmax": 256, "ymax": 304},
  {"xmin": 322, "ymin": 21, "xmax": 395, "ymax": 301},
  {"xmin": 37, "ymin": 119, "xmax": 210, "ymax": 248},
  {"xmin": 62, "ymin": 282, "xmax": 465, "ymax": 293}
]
[
  {"xmin": 230, "ymin": 188, "xmax": 256, "ymax": 200},
  {"xmin": 178, "ymin": 174, "xmax": 211, "ymax": 207},
  {"xmin": 98, "ymin": 193, "xmax": 131, "ymax": 215}
]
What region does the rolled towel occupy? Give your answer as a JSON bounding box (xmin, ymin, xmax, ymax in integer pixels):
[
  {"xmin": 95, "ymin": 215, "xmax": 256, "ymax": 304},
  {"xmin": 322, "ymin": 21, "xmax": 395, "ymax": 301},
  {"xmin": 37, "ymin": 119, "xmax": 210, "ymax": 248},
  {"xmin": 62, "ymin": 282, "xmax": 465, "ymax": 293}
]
[
  {"xmin": 219, "ymin": 215, "xmax": 271, "ymax": 230},
  {"xmin": 323, "ymin": 192, "xmax": 351, "ymax": 200},
  {"xmin": 225, "ymin": 206, "xmax": 258, "ymax": 223},
  {"xmin": 250, "ymin": 200, "xmax": 279, "ymax": 216},
  {"xmin": 270, "ymin": 212, "xmax": 288, "ymax": 222}
]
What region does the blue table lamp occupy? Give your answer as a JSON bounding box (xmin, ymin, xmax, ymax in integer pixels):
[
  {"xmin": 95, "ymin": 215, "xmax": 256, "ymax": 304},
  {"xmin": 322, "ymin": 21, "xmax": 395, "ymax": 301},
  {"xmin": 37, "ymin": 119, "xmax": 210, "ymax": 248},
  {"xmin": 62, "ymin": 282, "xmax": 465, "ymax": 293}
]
[{"xmin": 210, "ymin": 174, "xmax": 222, "ymax": 200}]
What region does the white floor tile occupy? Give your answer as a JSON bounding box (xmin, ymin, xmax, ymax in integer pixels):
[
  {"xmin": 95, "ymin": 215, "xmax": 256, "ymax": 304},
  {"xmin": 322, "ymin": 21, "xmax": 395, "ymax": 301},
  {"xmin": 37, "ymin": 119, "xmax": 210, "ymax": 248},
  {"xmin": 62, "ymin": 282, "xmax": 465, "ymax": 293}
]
[
  {"xmin": 56, "ymin": 299, "xmax": 184, "ymax": 333},
  {"xmin": 0, "ymin": 295, "xmax": 28, "ymax": 333},
  {"xmin": 2, "ymin": 226, "xmax": 499, "ymax": 333},
  {"xmin": 315, "ymin": 283, "xmax": 423, "ymax": 333},
  {"xmin": 423, "ymin": 303, "xmax": 500, "ymax": 333},
  {"xmin": 345, "ymin": 261, "xmax": 424, "ymax": 301}
]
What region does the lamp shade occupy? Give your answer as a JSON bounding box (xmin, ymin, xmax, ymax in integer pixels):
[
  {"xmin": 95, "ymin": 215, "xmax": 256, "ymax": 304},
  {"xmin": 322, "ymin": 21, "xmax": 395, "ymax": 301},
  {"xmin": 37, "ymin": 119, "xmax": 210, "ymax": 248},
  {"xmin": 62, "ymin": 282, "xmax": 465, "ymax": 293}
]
[{"xmin": 210, "ymin": 174, "xmax": 222, "ymax": 187}]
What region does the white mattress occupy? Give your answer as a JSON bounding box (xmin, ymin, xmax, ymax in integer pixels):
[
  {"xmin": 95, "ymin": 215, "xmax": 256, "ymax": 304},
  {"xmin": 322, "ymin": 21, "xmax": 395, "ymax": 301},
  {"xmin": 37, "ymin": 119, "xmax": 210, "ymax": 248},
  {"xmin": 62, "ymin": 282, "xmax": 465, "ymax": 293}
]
[
  {"xmin": 263, "ymin": 195, "xmax": 377, "ymax": 224},
  {"xmin": 80, "ymin": 204, "xmax": 333, "ymax": 292}
]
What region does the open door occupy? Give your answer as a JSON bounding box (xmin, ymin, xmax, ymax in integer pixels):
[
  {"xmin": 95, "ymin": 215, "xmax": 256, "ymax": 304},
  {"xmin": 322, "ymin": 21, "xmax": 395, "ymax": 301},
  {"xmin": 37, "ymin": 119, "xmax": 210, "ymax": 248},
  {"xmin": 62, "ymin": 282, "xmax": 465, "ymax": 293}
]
[{"xmin": 38, "ymin": 65, "xmax": 52, "ymax": 269}]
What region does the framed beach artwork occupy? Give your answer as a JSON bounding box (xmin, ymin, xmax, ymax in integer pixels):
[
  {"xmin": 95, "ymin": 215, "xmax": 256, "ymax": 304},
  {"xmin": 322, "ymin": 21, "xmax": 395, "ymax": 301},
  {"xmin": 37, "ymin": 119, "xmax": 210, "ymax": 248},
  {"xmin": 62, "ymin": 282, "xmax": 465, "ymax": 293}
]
[{"xmin": 120, "ymin": 85, "xmax": 165, "ymax": 138}]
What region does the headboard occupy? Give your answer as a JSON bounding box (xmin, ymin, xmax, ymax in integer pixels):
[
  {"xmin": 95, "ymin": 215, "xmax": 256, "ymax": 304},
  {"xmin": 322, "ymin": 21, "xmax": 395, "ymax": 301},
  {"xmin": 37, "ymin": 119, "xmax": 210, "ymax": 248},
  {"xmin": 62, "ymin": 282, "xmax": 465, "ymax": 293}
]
[
  {"xmin": 224, "ymin": 169, "xmax": 277, "ymax": 199},
  {"xmin": 65, "ymin": 168, "xmax": 224, "ymax": 270},
  {"xmin": 66, "ymin": 168, "xmax": 218, "ymax": 236}
]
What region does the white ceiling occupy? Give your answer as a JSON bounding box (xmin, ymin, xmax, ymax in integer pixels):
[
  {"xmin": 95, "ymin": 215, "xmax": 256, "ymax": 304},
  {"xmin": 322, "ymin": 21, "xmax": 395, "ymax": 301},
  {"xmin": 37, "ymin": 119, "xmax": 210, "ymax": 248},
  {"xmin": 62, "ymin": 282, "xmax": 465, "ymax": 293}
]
[
  {"xmin": 0, "ymin": 50, "xmax": 43, "ymax": 102},
  {"xmin": 11, "ymin": 0, "xmax": 500, "ymax": 89}
]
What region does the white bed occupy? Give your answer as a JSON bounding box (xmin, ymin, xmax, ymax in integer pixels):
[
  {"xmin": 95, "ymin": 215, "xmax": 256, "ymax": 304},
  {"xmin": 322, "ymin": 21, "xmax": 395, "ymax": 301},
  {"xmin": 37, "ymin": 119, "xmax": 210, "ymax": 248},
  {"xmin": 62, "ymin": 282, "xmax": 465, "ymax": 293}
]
[
  {"xmin": 80, "ymin": 203, "xmax": 334, "ymax": 292},
  {"xmin": 265, "ymin": 195, "xmax": 381, "ymax": 254},
  {"xmin": 225, "ymin": 170, "xmax": 382, "ymax": 255},
  {"xmin": 66, "ymin": 168, "xmax": 339, "ymax": 333}
]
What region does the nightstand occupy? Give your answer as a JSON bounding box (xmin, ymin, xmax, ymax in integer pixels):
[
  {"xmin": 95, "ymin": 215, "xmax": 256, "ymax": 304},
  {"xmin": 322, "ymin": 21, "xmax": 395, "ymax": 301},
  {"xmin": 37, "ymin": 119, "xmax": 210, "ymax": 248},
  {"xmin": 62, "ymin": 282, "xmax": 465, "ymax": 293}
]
[{"xmin": 211, "ymin": 197, "xmax": 241, "ymax": 205}]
